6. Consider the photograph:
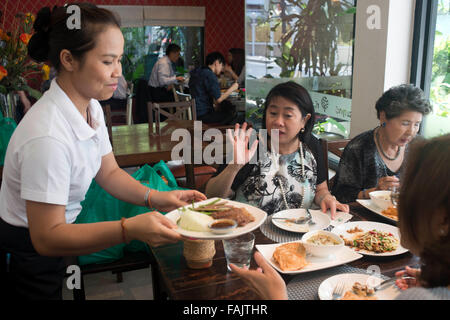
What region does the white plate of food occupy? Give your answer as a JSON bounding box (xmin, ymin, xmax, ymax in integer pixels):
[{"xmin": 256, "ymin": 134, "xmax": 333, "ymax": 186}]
[
  {"xmin": 165, "ymin": 198, "xmax": 267, "ymax": 240},
  {"xmin": 271, "ymin": 209, "xmax": 331, "ymax": 233},
  {"xmin": 331, "ymin": 221, "xmax": 408, "ymax": 256},
  {"xmin": 318, "ymin": 273, "xmax": 401, "ymax": 300},
  {"xmin": 255, "ymin": 241, "xmax": 362, "ymax": 275},
  {"xmin": 356, "ymin": 199, "xmax": 398, "ymax": 223}
]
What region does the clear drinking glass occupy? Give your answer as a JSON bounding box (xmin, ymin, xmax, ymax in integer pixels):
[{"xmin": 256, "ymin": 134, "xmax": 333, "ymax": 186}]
[
  {"xmin": 389, "ymin": 185, "xmax": 400, "ymax": 208},
  {"xmin": 222, "ymin": 232, "xmax": 255, "ymax": 272}
]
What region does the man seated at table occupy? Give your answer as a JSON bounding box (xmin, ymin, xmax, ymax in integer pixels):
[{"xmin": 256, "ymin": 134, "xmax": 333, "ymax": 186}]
[
  {"xmin": 148, "ymin": 43, "xmax": 185, "ymax": 102},
  {"xmin": 189, "ymin": 51, "xmax": 239, "ymax": 124}
]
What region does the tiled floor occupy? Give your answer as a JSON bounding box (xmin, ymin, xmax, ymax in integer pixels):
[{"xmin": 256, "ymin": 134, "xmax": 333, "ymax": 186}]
[{"xmin": 62, "ymin": 267, "xmax": 154, "ymax": 300}]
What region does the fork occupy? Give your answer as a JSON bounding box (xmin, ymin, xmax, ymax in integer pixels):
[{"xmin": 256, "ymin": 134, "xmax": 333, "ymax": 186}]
[
  {"xmin": 305, "ymin": 208, "xmax": 316, "ymax": 225},
  {"xmin": 332, "ymin": 282, "xmax": 345, "ymax": 300}
]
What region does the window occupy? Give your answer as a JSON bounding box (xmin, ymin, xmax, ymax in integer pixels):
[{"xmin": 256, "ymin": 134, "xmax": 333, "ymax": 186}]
[
  {"xmin": 121, "ymin": 26, "xmax": 204, "ymax": 83},
  {"xmin": 245, "ymin": 0, "xmax": 356, "ymax": 140},
  {"xmin": 411, "ymin": 0, "xmax": 450, "ymax": 138}
]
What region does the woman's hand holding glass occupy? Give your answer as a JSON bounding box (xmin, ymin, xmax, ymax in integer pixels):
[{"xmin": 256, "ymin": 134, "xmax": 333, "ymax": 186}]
[
  {"xmin": 376, "ymin": 175, "xmax": 400, "ymax": 191},
  {"xmin": 226, "ymin": 123, "xmax": 259, "ymax": 168}
]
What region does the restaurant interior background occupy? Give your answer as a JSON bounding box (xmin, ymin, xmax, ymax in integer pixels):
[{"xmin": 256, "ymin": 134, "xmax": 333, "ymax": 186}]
[{"xmin": 1, "ymin": 0, "xmax": 448, "ymax": 138}]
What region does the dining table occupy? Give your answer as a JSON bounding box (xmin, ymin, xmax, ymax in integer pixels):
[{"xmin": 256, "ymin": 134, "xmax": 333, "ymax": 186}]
[
  {"xmin": 149, "ymin": 202, "xmax": 419, "ymax": 300},
  {"xmin": 111, "ymin": 120, "xmax": 233, "ymax": 189}
]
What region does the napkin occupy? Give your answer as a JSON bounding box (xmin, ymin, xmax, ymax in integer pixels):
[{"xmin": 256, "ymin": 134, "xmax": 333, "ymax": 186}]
[{"xmin": 310, "ymin": 209, "xmax": 353, "ymax": 227}]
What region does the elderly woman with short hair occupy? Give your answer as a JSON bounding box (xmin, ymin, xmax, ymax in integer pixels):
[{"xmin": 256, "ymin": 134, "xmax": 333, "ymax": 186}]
[{"xmin": 331, "ymin": 84, "xmax": 432, "ymax": 203}]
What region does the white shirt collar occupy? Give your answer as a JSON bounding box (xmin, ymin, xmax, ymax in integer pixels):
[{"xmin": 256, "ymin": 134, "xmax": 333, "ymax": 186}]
[{"xmin": 47, "ymin": 79, "xmax": 101, "ymax": 141}]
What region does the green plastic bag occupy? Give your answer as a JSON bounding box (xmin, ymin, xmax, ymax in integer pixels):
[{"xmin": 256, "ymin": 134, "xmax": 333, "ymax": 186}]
[
  {"xmin": 0, "ymin": 115, "xmax": 17, "ymax": 166},
  {"xmin": 75, "ymin": 161, "xmax": 185, "ymax": 265}
]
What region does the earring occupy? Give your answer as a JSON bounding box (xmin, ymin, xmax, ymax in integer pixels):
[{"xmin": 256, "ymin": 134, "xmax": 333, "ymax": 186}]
[
  {"xmin": 300, "ymin": 128, "xmax": 305, "ymax": 133},
  {"xmin": 382, "ymin": 122, "xmax": 386, "ymax": 127}
]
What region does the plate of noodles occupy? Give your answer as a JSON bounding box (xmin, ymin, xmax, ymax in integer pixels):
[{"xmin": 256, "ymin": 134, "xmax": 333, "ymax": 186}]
[
  {"xmin": 331, "ymin": 221, "xmax": 408, "ymax": 257},
  {"xmin": 356, "ymin": 199, "xmax": 398, "ymax": 224}
]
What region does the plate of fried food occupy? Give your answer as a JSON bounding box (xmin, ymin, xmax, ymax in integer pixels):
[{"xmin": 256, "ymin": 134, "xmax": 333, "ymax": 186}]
[
  {"xmin": 331, "ymin": 221, "xmax": 408, "ymax": 257},
  {"xmin": 318, "ymin": 273, "xmax": 401, "ymax": 300},
  {"xmin": 255, "ymin": 239, "xmax": 362, "ymax": 275},
  {"xmin": 356, "ymin": 199, "xmax": 398, "ymax": 224},
  {"xmin": 166, "ymin": 198, "xmax": 267, "ymax": 240}
]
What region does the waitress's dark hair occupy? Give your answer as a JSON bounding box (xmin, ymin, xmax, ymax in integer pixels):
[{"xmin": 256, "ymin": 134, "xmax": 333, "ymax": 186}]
[
  {"xmin": 28, "ymin": 3, "xmax": 121, "ymax": 71},
  {"xmin": 262, "ymin": 81, "xmax": 316, "ymax": 143}
]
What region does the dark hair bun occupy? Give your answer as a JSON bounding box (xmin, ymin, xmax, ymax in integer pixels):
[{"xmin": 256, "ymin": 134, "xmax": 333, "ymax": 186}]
[{"xmin": 27, "ymin": 7, "xmax": 52, "ymax": 62}]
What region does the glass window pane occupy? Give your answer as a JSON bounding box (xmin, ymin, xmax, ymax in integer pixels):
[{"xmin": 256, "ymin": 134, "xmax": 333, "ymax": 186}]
[
  {"xmin": 423, "ymin": 2, "xmax": 450, "ymax": 138},
  {"xmin": 245, "ymin": 0, "xmax": 355, "ymax": 141}
]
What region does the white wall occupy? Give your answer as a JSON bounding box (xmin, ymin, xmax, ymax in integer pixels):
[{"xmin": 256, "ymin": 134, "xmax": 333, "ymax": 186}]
[{"xmin": 350, "ymin": 0, "xmax": 416, "ymax": 138}]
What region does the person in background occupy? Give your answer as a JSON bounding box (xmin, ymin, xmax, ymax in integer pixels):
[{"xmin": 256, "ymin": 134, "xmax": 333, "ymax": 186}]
[
  {"xmin": 332, "ymin": 84, "xmax": 432, "ymax": 203},
  {"xmin": 205, "ymin": 81, "xmax": 348, "ymax": 217},
  {"xmin": 148, "ymin": 43, "xmax": 184, "ymax": 102},
  {"xmin": 0, "ymin": 4, "xmax": 205, "ymax": 300},
  {"xmin": 224, "ymin": 48, "xmax": 245, "ymax": 87},
  {"xmin": 230, "ymin": 134, "xmax": 450, "ymax": 300},
  {"xmin": 189, "ymin": 51, "xmax": 239, "ymax": 124}
]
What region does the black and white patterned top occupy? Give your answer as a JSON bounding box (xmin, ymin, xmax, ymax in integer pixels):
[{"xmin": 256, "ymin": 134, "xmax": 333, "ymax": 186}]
[
  {"xmin": 215, "ymin": 136, "xmax": 327, "ymax": 215},
  {"xmin": 332, "ymin": 129, "xmax": 407, "ymax": 203}
]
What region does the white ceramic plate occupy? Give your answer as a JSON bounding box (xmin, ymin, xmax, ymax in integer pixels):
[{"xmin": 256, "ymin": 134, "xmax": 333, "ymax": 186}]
[
  {"xmin": 165, "ymin": 198, "xmax": 267, "ymax": 240},
  {"xmin": 356, "ymin": 199, "xmax": 398, "ymax": 224},
  {"xmin": 331, "ymin": 221, "xmax": 408, "ymax": 257},
  {"xmin": 255, "ymin": 241, "xmax": 362, "ymax": 275},
  {"xmin": 318, "ymin": 273, "xmax": 401, "ymax": 300},
  {"xmin": 271, "ymin": 209, "xmax": 331, "ymax": 233}
]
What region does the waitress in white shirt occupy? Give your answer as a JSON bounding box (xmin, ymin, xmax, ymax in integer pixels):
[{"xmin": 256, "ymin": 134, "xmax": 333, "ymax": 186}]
[{"xmin": 0, "ymin": 4, "xmax": 205, "ymax": 300}]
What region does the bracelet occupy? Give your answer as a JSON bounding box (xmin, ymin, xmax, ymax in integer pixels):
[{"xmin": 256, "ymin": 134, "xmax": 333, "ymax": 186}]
[
  {"xmin": 144, "ymin": 188, "xmax": 156, "ymax": 209},
  {"xmin": 120, "ymin": 217, "xmax": 129, "ymax": 244}
]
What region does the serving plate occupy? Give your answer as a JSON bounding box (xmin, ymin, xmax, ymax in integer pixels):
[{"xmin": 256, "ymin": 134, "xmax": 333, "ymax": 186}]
[
  {"xmin": 271, "ymin": 209, "xmax": 331, "ymax": 233},
  {"xmin": 331, "ymin": 221, "xmax": 408, "ymax": 257},
  {"xmin": 356, "ymin": 199, "xmax": 397, "ymax": 224},
  {"xmin": 165, "ymin": 197, "xmax": 267, "ymax": 240},
  {"xmin": 255, "ymin": 241, "xmax": 362, "ymax": 275},
  {"xmin": 318, "ymin": 273, "xmax": 400, "ymax": 300}
]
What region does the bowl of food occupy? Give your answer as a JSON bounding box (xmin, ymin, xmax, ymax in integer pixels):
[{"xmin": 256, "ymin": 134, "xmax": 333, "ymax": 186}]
[
  {"xmin": 208, "ymin": 219, "xmax": 237, "ymax": 235},
  {"xmin": 369, "ymin": 190, "xmax": 392, "ymax": 211},
  {"xmin": 301, "ymin": 230, "xmax": 344, "ymax": 257}
]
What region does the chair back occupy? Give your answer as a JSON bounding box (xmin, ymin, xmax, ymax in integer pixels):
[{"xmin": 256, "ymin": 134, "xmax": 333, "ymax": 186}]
[
  {"xmin": 147, "ymin": 100, "xmax": 197, "ymax": 135},
  {"xmin": 320, "ymin": 138, "xmax": 350, "ymax": 189},
  {"xmin": 126, "ymin": 82, "xmax": 134, "ymax": 125}
]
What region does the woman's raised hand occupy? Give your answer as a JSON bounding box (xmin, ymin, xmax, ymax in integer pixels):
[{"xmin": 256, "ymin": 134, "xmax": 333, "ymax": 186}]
[{"xmin": 226, "ymin": 122, "xmax": 259, "ymax": 167}]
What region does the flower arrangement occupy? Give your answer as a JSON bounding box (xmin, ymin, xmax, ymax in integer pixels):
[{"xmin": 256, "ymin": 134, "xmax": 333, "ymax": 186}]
[{"xmin": 0, "ymin": 10, "xmax": 47, "ymax": 118}]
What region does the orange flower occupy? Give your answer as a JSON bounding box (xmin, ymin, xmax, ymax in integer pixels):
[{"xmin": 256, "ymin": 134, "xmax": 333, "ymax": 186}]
[
  {"xmin": 42, "ymin": 64, "xmax": 50, "ymax": 80},
  {"xmin": 0, "ymin": 29, "xmax": 10, "ymax": 41},
  {"xmin": 0, "ymin": 66, "xmax": 8, "ymax": 81},
  {"xmin": 19, "ymin": 33, "xmax": 32, "ymax": 45}
]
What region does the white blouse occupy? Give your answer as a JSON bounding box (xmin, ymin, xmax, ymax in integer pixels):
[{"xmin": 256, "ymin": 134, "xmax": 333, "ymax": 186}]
[{"xmin": 0, "ymin": 79, "xmax": 112, "ymax": 227}]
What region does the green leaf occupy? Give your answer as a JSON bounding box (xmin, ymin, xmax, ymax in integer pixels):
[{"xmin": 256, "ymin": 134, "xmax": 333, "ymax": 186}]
[{"xmin": 23, "ymin": 85, "xmax": 42, "ymax": 100}]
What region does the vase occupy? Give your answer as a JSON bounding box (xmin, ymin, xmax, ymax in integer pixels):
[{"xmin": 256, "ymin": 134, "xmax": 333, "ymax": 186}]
[{"xmin": 0, "ymin": 91, "xmax": 18, "ymax": 121}]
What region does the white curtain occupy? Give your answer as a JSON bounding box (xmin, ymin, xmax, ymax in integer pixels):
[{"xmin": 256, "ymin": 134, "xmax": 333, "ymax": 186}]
[{"xmin": 100, "ymin": 5, "xmax": 205, "ymax": 28}]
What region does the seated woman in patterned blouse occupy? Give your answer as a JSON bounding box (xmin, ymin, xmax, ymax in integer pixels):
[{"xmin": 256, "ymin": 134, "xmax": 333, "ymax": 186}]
[
  {"xmin": 331, "ymin": 84, "xmax": 432, "ymax": 203},
  {"xmin": 205, "ymin": 81, "xmax": 348, "ymax": 218}
]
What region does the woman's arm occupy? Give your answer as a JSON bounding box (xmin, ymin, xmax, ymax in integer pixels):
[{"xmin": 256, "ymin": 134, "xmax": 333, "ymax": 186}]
[
  {"xmin": 315, "ymin": 181, "xmax": 349, "ymax": 219},
  {"xmin": 26, "ymin": 201, "xmax": 183, "ymax": 257},
  {"xmin": 216, "ymin": 82, "xmax": 239, "ymax": 104},
  {"xmin": 205, "ymin": 164, "xmax": 242, "ymax": 199}
]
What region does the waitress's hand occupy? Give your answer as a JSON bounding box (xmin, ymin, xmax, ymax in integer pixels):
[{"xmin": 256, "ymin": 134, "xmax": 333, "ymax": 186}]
[
  {"xmin": 226, "ymin": 122, "xmax": 259, "ymax": 167},
  {"xmin": 230, "ymin": 251, "xmax": 288, "ymax": 300},
  {"xmin": 151, "ymin": 190, "xmax": 206, "ymax": 212},
  {"xmin": 125, "ymin": 211, "xmax": 182, "ymax": 247},
  {"xmin": 376, "ymin": 175, "xmax": 400, "ymax": 190}
]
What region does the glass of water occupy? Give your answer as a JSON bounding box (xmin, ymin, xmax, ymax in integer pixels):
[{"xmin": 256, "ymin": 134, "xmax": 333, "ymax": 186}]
[
  {"xmin": 222, "ymin": 232, "xmax": 255, "ymax": 272},
  {"xmin": 389, "ymin": 185, "xmax": 400, "ymax": 208}
]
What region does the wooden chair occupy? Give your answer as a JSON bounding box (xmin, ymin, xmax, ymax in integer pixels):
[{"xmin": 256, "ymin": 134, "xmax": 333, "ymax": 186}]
[
  {"xmin": 66, "ymin": 251, "xmax": 156, "ymax": 300},
  {"xmin": 147, "ymin": 100, "xmax": 197, "ymax": 135},
  {"xmin": 320, "ymin": 138, "xmax": 350, "ymax": 189}
]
